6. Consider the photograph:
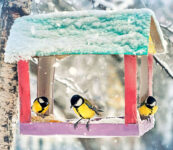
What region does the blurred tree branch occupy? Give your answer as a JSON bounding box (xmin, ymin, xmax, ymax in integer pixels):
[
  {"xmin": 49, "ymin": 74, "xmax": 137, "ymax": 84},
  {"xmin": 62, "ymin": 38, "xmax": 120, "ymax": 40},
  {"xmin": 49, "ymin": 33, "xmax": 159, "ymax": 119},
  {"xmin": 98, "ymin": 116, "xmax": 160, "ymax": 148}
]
[
  {"xmin": 152, "ymin": 25, "xmax": 173, "ymax": 80},
  {"xmin": 154, "ymin": 56, "xmax": 173, "ymax": 79},
  {"xmin": 161, "ymin": 25, "xmax": 173, "ymax": 44}
]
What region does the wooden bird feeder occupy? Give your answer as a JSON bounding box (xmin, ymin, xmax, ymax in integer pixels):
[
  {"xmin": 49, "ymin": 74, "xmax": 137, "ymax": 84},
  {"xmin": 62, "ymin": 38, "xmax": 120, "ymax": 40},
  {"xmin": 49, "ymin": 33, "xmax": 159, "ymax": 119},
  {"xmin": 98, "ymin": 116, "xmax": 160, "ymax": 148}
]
[{"xmin": 5, "ymin": 9, "xmax": 165, "ymax": 137}]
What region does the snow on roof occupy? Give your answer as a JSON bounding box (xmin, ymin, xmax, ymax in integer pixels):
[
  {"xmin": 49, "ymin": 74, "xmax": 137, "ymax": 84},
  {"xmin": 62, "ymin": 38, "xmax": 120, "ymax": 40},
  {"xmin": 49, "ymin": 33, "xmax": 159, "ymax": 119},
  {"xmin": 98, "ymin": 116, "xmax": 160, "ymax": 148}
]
[{"xmin": 5, "ymin": 9, "xmax": 165, "ymax": 63}]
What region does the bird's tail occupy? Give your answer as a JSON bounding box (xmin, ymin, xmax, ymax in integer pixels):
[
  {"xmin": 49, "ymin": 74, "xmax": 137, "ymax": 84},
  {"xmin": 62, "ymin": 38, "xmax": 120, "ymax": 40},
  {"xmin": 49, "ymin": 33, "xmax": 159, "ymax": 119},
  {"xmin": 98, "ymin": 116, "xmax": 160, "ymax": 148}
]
[{"xmin": 93, "ymin": 106, "xmax": 103, "ymax": 115}]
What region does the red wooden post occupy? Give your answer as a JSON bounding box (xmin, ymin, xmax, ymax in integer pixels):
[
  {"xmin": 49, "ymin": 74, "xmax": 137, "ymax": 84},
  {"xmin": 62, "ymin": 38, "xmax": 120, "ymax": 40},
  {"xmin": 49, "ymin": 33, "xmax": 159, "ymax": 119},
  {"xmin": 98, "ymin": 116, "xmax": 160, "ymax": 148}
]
[
  {"xmin": 18, "ymin": 60, "xmax": 31, "ymax": 123},
  {"xmin": 124, "ymin": 55, "xmax": 137, "ymax": 124},
  {"xmin": 148, "ymin": 54, "xmax": 153, "ymax": 96}
]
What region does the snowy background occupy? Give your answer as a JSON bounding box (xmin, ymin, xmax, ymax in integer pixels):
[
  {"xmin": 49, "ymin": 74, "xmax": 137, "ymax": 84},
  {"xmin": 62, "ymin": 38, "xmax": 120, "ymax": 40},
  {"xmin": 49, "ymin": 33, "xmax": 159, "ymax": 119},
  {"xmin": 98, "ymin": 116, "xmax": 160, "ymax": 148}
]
[{"xmin": 1, "ymin": 0, "xmax": 173, "ymax": 150}]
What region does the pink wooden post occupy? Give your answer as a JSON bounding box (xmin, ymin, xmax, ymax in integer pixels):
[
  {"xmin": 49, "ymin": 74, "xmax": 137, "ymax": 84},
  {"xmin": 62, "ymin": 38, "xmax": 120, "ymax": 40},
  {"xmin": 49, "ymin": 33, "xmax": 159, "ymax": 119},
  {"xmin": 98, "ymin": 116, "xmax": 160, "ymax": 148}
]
[
  {"xmin": 148, "ymin": 54, "xmax": 153, "ymax": 96},
  {"xmin": 124, "ymin": 55, "xmax": 137, "ymax": 124},
  {"xmin": 18, "ymin": 60, "xmax": 31, "ymax": 123}
]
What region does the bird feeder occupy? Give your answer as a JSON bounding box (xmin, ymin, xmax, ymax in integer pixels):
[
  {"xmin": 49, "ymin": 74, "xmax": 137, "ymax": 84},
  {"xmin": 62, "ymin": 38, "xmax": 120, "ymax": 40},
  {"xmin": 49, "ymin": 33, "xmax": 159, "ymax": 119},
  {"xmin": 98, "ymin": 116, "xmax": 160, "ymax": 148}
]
[{"xmin": 5, "ymin": 9, "xmax": 165, "ymax": 137}]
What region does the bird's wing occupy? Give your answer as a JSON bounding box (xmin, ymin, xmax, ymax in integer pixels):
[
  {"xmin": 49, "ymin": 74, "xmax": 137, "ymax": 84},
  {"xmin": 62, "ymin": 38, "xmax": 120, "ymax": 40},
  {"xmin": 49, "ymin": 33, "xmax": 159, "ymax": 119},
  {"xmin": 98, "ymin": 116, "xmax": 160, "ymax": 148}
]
[
  {"xmin": 84, "ymin": 99, "xmax": 93, "ymax": 109},
  {"xmin": 84, "ymin": 99, "xmax": 103, "ymax": 115},
  {"xmin": 151, "ymin": 105, "xmax": 158, "ymax": 115}
]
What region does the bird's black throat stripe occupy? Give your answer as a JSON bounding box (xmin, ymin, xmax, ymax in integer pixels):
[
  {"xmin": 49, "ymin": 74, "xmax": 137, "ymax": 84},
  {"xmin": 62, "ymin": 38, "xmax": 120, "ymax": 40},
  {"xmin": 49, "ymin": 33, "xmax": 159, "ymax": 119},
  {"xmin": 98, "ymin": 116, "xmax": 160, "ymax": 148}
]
[
  {"xmin": 38, "ymin": 104, "xmax": 47, "ymax": 113},
  {"xmin": 145, "ymin": 104, "xmax": 153, "ymax": 109},
  {"xmin": 38, "ymin": 107, "xmax": 44, "ymax": 113}
]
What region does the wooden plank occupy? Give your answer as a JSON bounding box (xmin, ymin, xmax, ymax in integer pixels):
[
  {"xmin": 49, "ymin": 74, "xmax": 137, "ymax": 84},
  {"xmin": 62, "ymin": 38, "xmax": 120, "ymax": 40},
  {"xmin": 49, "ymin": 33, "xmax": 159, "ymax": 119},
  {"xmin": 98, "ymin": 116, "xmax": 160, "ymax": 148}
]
[
  {"xmin": 124, "ymin": 55, "xmax": 137, "ymax": 124},
  {"xmin": 20, "ymin": 123, "xmax": 139, "ymax": 136},
  {"xmin": 37, "ymin": 56, "xmax": 56, "ymax": 115},
  {"xmin": 139, "ymin": 116, "xmax": 155, "ymax": 136},
  {"xmin": 139, "ymin": 56, "xmax": 149, "ymax": 103},
  {"xmin": 56, "ymin": 55, "xmax": 69, "ymax": 59},
  {"xmin": 150, "ymin": 16, "xmax": 165, "ymax": 53},
  {"xmin": 148, "ymin": 54, "xmax": 153, "ymax": 96},
  {"xmin": 18, "ymin": 60, "xmax": 31, "ymax": 123},
  {"xmin": 139, "ymin": 55, "xmax": 153, "ymax": 103},
  {"xmin": 34, "ymin": 55, "xmax": 69, "ymax": 59}
]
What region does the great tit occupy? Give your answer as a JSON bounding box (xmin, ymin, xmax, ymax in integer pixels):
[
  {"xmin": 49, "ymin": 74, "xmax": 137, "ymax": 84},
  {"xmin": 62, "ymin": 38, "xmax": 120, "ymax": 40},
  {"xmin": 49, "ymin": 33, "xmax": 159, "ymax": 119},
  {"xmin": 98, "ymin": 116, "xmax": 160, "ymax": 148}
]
[
  {"xmin": 31, "ymin": 96, "xmax": 49, "ymax": 115},
  {"xmin": 138, "ymin": 96, "xmax": 158, "ymax": 120},
  {"xmin": 70, "ymin": 94, "xmax": 103, "ymax": 130}
]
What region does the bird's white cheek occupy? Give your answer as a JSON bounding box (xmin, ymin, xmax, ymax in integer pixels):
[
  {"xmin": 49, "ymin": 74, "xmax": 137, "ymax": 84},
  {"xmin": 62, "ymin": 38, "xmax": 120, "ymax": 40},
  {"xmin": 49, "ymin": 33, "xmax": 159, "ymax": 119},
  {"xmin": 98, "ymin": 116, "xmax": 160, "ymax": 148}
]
[
  {"xmin": 150, "ymin": 102, "xmax": 156, "ymax": 107},
  {"xmin": 75, "ymin": 99, "xmax": 83, "ymax": 107},
  {"xmin": 39, "ymin": 98, "xmax": 44, "ymax": 104}
]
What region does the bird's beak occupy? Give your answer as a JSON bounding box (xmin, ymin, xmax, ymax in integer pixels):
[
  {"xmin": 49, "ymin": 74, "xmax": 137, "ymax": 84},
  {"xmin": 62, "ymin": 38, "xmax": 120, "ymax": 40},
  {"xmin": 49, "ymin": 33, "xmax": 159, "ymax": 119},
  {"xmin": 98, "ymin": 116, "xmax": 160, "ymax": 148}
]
[{"xmin": 70, "ymin": 105, "xmax": 72, "ymax": 109}]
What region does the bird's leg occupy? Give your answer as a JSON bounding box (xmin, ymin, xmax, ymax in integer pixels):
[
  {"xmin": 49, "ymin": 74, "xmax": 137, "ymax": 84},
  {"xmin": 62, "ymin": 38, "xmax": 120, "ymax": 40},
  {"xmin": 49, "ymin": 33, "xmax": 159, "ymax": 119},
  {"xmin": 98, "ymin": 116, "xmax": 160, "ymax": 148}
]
[
  {"xmin": 74, "ymin": 118, "xmax": 82, "ymax": 129},
  {"xmin": 145, "ymin": 116, "xmax": 151, "ymax": 122},
  {"xmin": 148, "ymin": 116, "xmax": 151, "ymax": 122},
  {"xmin": 86, "ymin": 119, "xmax": 90, "ymax": 131}
]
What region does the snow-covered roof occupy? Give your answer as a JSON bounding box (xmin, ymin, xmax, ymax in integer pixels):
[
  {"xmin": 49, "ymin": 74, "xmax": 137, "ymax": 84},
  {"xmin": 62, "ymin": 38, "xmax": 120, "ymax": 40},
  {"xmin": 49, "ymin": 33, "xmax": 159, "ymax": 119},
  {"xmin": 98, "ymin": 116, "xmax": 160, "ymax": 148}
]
[{"xmin": 5, "ymin": 9, "xmax": 165, "ymax": 63}]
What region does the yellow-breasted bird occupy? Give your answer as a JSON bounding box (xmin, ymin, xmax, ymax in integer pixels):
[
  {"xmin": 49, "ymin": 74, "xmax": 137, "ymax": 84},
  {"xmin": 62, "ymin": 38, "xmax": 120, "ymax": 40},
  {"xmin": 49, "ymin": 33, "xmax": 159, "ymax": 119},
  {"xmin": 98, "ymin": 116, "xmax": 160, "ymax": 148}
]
[
  {"xmin": 32, "ymin": 96, "xmax": 49, "ymax": 115},
  {"xmin": 138, "ymin": 96, "xmax": 158, "ymax": 120},
  {"xmin": 70, "ymin": 94, "xmax": 103, "ymax": 130}
]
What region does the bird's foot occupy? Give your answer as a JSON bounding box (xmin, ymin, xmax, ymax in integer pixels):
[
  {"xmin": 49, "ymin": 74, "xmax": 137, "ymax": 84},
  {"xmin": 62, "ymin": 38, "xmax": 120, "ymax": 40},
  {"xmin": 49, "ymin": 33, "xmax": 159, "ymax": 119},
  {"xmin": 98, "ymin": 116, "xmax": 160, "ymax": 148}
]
[
  {"xmin": 86, "ymin": 123, "xmax": 90, "ymax": 131},
  {"xmin": 74, "ymin": 118, "xmax": 82, "ymax": 129},
  {"xmin": 74, "ymin": 122, "xmax": 78, "ymax": 129},
  {"xmin": 86, "ymin": 119, "xmax": 90, "ymax": 131},
  {"xmin": 147, "ymin": 116, "xmax": 151, "ymax": 122}
]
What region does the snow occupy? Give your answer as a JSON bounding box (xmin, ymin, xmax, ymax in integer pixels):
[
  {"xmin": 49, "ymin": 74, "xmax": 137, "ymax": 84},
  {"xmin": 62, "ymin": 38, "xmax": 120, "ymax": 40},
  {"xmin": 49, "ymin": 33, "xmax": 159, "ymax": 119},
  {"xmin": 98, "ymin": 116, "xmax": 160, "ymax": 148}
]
[
  {"xmin": 5, "ymin": 8, "xmax": 164, "ymax": 63},
  {"xmin": 67, "ymin": 117, "xmax": 125, "ymax": 124},
  {"xmin": 93, "ymin": 0, "xmax": 134, "ymax": 10},
  {"xmin": 93, "ymin": 0, "xmax": 116, "ymax": 9},
  {"xmin": 35, "ymin": 0, "xmax": 40, "ymax": 4}
]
